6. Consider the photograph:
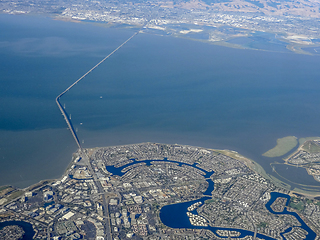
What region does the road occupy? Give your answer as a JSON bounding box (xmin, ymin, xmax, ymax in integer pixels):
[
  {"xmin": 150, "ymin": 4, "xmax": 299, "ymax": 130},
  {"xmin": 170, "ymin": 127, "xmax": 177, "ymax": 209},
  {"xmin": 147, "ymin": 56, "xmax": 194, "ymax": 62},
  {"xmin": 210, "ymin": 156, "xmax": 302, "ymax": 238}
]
[
  {"xmin": 81, "ymin": 151, "xmax": 112, "ymax": 240},
  {"xmin": 55, "ymin": 29, "xmax": 141, "ymax": 240}
]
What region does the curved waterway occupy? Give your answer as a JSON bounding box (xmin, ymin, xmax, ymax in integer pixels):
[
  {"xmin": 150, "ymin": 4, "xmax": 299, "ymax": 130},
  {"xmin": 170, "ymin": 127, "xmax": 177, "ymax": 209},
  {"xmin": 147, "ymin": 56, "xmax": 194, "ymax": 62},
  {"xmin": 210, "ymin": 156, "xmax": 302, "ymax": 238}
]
[
  {"xmin": 0, "ymin": 221, "xmax": 35, "ymax": 240},
  {"xmin": 265, "ymin": 192, "xmax": 316, "ymax": 240},
  {"xmin": 106, "ymin": 158, "xmax": 316, "ymax": 239}
]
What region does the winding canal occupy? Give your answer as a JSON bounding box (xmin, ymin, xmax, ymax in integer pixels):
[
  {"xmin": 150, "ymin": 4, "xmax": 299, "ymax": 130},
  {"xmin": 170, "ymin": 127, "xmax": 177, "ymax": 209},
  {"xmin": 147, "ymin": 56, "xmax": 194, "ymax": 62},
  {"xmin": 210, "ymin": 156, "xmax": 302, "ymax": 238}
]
[
  {"xmin": 106, "ymin": 158, "xmax": 316, "ymax": 239},
  {"xmin": 0, "ymin": 221, "xmax": 35, "ymax": 240}
]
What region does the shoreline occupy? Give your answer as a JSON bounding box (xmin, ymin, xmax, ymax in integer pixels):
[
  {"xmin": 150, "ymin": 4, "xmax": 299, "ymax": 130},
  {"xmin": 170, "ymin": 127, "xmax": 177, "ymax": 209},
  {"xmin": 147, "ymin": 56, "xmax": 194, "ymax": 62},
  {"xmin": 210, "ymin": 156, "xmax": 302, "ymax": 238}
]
[
  {"xmin": 1, "ymin": 141, "xmax": 320, "ymax": 204},
  {"xmin": 1, "ymin": 142, "xmax": 319, "ymax": 239},
  {"xmin": 3, "ymin": 12, "xmax": 319, "ymax": 56}
]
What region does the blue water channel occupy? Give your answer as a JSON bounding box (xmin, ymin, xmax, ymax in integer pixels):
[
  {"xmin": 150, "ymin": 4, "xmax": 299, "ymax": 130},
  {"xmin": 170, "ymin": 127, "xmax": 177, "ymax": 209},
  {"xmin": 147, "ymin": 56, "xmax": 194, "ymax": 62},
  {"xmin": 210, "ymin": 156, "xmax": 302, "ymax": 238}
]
[
  {"xmin": 0, "ymin": 221, "xmax": 35, "ymax": 240},
  {"xmin": 265, "ymin": 192, "xmax": 316, "ymax": 240},
  {"xmin": 106, "ymin": 158, "xmax": 316, "ymax": 239}
]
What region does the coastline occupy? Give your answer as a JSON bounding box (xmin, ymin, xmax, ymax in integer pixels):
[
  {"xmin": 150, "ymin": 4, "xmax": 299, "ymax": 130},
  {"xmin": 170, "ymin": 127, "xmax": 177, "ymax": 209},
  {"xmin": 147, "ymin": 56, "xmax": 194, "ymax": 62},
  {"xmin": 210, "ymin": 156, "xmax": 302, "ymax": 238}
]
[
  {"xmin": 1, "ymin": 142, "xmax": 320, "ymax": 239},
  {"xmin": 284, "ymin": 137, "xmax": 320, "ymax": 162},
  {"xmin": 2, "ymin": 141, "xmax": 320, "ymax": 205}
]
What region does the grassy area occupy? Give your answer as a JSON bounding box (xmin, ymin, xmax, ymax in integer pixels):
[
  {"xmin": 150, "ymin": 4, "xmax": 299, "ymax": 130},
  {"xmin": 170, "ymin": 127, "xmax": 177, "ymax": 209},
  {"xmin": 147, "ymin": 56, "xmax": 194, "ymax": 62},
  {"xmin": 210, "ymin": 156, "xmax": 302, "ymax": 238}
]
[
  {"xmin": 262, "ymin": 136, "xmax": 298, "ymax": 157},
  {"xmin": 257, "ymin": 222, "xmax": 268, "ymax": 228},
  {"xmin": 205, "ymin": 199, "xmax": 216, "ymax": 204},
  {"xmin": 26, "ymin": 179, "xmax": 54, "ymax": 192},
  {"xmin": 7, "ymin": 190, "xmax": 24, "ymax": 200},
  {"xmin": 299, "ymin": 137, "xmax": 320, "ymax": 146},
  {"xmin": 302, "ymin": 141, "xmax": 320, "ymax": 153},
  {"xmin": 289, "ymin": 201, "xmax": 305, "ymax": 211},
  {"xmin": 0, "ymin": 185, "xmax": 11, "ymax": 192},
  {"xmin": 289, "ymin": 197, "xmax": 305, "ymax": 211},
  {"xmin": 284, "ymin": 136, "xmax": 320, "ymax": 163},
  {"xmin": 0, "ymin": 186, "xmax": 15, "ymax": 197}
]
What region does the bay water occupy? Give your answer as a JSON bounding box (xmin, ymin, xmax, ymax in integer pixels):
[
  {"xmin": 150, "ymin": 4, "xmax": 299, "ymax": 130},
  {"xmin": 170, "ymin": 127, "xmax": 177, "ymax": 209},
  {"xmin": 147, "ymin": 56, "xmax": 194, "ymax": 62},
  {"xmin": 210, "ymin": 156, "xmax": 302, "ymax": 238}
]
[{"xmin": 1, "ymin": 14, "xmax": 320, "ymax": 189}]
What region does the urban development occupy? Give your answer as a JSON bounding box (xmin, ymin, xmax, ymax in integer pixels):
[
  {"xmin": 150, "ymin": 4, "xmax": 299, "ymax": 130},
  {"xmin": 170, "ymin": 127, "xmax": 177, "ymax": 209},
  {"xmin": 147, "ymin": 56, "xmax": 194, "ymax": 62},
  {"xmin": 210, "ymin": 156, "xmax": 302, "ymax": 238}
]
[
  {"xmin": 2, "ymin": 0, "xmax": 320, "ymax": 239},
  {"xmin": 2, "ymin": 0, "xmax": 320, "ymax": 53},
  {"xmin": 0, "ymin": 143, "xmax": 320, "ymax": 239}
]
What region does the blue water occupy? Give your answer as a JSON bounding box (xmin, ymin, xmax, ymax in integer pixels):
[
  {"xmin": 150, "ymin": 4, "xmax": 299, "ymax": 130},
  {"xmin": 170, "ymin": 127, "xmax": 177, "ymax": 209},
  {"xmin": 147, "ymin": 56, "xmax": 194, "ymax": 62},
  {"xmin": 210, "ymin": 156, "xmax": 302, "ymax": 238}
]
[
  {"xmin": 105, "ymin": 158, "xmax": 315, "ymax": 239},
  {"xmin": 2, "ymin": 14, "xmax": 320, "ymax": 190},
  {"xmin": 0, "ymin": 221, "xmax": 35, "ymax": 240},
  {"xmin": 265, "ymin": 192, "xmax": 316, "ymax": 240},
  {"xmin": 160, "ymin": 198, "xmax": 276, "ymax": 239},
  {"xmin": 105, "ymin": 158, "xmax": 213, "ymax": 178},
  {"xmin": 0, "ymin": 14, "xmax": 136, "ymax": 187},
  {"xmin": 160, "ymin": 186, "xmax": 316, "ymax": 239}
]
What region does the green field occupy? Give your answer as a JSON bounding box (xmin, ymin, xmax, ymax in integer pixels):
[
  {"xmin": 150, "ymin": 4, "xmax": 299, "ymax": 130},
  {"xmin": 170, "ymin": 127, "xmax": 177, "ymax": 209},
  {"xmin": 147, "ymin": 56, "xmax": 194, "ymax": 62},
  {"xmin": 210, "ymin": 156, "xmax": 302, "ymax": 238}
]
[
  {"xmin": 301, "ymin": 140, "xmax": 320, "ymax": 153},
  {"xmin": 0, "ymin": 185, "xmax": 11, "ymax": 192},
  {"xmin": 262, "ymin": 136, "xmax": 298, "ymax": 157},
  {"xmin": 298, "ymin": 137, "xmax": 320, "ymax": 146},
  {"xmin": 7, "ymin": 190, "xmax": 24, "ymax": 200},
  {"xmin": 289, "ymin": 199, "xmax": 305, "ymax": 211}
]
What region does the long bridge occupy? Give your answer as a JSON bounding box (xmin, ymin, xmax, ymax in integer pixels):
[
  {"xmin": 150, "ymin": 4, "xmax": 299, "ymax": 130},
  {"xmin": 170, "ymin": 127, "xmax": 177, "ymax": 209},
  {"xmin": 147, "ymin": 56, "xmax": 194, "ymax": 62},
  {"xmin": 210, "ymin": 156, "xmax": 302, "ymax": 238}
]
[
  {"xmin": 55, "ymin": 29, "xmax": 140, "ymax": 240},
  {"xmin": 55, "ymin": 30, "xmax": 139, "ymax": 150}
]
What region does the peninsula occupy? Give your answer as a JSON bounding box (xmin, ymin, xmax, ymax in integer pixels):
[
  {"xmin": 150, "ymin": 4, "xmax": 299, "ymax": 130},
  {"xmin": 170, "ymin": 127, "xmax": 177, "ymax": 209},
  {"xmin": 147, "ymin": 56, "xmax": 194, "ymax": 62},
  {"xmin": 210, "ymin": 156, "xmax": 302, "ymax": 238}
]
[
  {"xmin": 0, "ymin": 142, "xmax": 319, "ymax": 239},
  {"xmin": 285, "ymin": 138, "xmax": 320, "ymax": 183}
]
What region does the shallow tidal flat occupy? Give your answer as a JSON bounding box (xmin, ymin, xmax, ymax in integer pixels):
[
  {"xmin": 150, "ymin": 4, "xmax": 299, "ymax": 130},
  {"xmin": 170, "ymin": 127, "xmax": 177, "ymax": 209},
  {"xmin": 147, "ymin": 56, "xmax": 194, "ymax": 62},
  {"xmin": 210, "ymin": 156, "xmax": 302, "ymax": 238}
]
[{"xmin": 262, "ymin": 136, "xmax": 298, "ymax": 158}]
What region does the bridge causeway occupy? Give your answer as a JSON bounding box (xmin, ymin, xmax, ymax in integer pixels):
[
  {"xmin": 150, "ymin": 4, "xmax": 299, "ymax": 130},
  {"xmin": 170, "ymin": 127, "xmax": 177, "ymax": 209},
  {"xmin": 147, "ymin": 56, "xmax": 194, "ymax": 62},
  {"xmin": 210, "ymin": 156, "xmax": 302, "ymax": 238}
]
[{"xmin": 55, "ymin": 31, "xmax": 139, "ymax": 150}]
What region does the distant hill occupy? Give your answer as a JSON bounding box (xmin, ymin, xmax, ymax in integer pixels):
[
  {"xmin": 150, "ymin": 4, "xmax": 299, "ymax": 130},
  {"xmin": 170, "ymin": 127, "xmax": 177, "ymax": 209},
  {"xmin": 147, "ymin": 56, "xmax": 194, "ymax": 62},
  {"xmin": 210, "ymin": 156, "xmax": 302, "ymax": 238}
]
[
  {"xmin": 153, "ymin": 0, "xmax": 320, "ymax": 18},
  {"xmin": 173, "ymin": 0, "xmax": 320, "ymax": 17}
]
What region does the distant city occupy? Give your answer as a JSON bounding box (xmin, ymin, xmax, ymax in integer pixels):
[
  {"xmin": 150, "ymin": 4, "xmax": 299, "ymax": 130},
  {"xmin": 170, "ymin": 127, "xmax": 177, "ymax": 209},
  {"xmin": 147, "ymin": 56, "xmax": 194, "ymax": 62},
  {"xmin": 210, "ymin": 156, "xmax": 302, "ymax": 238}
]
[{"xmin": 1, "ymin": 0, "xmax": 320, "ymax": 50}]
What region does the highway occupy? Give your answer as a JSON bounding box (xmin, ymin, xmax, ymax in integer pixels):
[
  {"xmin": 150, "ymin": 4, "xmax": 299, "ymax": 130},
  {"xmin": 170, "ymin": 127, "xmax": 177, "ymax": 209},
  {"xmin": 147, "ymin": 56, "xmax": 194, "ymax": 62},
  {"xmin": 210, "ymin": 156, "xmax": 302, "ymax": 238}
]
[{"xmin": 81, "ymin": 151, "xmax": 113, "ymax": 240}]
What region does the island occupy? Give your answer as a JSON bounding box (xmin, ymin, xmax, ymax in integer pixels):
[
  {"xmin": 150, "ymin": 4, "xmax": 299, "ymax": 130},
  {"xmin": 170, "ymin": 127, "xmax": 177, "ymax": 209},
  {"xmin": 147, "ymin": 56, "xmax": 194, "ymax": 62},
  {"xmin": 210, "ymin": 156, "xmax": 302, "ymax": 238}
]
[
  {"xmin": 0, "ymin": 142, "xmax": 319, "ymax": 239},
  {"xmin": 262, "ymin": 136, "xmax": 298, "ymax": 158}
]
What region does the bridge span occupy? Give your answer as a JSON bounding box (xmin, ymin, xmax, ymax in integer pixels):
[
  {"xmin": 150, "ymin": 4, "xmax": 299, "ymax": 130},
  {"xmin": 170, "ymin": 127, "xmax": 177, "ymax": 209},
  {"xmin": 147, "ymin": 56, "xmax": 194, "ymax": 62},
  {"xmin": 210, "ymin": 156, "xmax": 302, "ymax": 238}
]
[
  {"xmin": 55, "ymin": 30, "xmax": 139, "ymax": 150},
  {"xmin": 55, "ymin": 29, "xmax": 140, "ymax": 240}
]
